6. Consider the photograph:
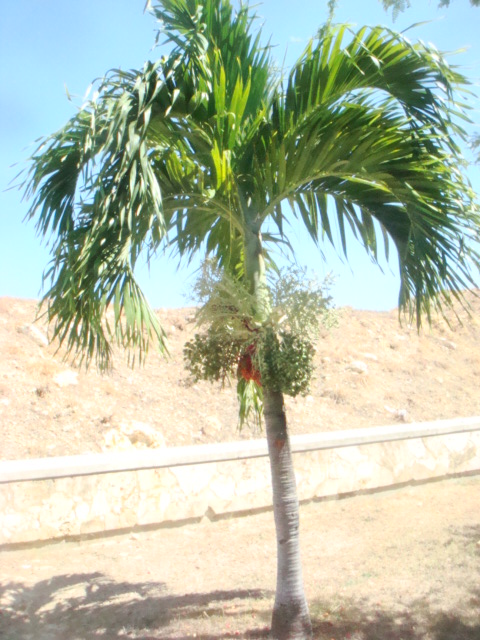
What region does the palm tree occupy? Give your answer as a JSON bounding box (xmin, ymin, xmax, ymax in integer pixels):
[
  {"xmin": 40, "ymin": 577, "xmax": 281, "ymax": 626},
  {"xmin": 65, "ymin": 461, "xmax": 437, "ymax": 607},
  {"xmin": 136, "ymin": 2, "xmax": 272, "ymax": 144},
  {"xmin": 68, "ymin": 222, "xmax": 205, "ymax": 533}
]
[
  {"xmin": 22, "ymin": 1, "xmax": 480, "ymax": 637},
  {"xmin": 381, "ymin": 0, "xmax": 480, "ymax": 15}
]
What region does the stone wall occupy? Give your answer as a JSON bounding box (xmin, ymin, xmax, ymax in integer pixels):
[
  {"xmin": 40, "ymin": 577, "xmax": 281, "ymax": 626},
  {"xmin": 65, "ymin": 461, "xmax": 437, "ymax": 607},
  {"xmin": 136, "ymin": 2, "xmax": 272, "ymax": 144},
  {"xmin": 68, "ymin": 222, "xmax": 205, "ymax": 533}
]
[{"xmin": 1, "ymin": 428, "xmax": 480, "ymax": 546}]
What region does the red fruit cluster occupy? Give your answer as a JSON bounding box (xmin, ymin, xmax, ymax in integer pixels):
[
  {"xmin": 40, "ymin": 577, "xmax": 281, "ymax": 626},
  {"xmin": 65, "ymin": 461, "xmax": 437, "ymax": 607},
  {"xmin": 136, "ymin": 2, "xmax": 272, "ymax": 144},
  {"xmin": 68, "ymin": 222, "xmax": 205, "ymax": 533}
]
[{"xmin": 237, "ymin": 343, "xmax": 262, "ymax": 385}]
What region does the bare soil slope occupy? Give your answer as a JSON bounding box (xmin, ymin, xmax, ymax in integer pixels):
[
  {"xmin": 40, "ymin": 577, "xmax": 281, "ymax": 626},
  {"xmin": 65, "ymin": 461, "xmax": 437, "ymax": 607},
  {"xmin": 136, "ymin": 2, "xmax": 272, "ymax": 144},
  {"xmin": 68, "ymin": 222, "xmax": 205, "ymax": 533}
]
[{"xmin": 1, "ymin": 293, "xmax": 480, "ymax": 461}]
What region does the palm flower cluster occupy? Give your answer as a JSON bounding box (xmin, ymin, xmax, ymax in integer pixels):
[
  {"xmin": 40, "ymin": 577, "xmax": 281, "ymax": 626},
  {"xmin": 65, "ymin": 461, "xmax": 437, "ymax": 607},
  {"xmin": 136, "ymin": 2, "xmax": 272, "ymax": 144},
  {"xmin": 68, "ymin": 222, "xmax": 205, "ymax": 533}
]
[
  {"xmin": 183, "ymin": 263, "xmax": 334, "ymax": 426},
  {"xmin": 184, "ymin": 325, "xmax": 315, "ymax": 390}
]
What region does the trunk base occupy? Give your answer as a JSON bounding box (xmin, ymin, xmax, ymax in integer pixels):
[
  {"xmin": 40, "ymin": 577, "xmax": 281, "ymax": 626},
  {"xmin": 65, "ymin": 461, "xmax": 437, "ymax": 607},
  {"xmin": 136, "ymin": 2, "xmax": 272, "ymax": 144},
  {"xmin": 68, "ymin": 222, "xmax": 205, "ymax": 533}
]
[{"xmin": 271, "ymin": 599, "xmax": 313, "ymax": 639}]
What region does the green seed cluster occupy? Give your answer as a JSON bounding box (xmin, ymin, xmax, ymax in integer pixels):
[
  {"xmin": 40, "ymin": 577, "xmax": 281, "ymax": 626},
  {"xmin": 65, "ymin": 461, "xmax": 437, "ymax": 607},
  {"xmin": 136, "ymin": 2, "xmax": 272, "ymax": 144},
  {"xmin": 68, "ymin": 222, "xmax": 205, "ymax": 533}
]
[
  {"xmin": 184, "ymin": 325, "xmax": 315, "ymax": 397},
  {"xmin": 184, "ymin": 327, "xmax": 244, "ymax": 384},
  {"xmin": 258, "ymin": 329, "xmax": 315, "ymax": 396}
]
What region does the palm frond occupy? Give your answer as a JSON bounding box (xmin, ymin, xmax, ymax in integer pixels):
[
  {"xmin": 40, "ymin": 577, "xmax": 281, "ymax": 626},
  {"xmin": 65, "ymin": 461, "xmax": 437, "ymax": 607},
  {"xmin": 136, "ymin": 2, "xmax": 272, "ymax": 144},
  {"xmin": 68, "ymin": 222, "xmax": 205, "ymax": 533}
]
[
  {"xmin": 23, "ymin": 3, "xmax": 480, "ymax": 370},
  {"xmin": 150, "ymin": 0, "xmax": 274, "ymax": 121},
  {"xmin": 252, "ymin": 25, "xmax": 480, "ymax": 321},
  {"xmin": 21, "ymin": 60, "xmax": 179, "ymax": 367},
  {"xmin": 285, "ymin": 24, "xmax": 471, "ymax": 136}
]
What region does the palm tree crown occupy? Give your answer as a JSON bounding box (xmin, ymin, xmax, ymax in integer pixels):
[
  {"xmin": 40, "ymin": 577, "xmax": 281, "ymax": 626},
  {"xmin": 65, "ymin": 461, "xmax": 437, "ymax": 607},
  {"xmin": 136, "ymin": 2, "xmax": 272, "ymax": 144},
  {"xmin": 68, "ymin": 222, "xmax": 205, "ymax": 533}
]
[{"xmin": 23, "ymin": 0, "xmax": 479, "ymax": 365}]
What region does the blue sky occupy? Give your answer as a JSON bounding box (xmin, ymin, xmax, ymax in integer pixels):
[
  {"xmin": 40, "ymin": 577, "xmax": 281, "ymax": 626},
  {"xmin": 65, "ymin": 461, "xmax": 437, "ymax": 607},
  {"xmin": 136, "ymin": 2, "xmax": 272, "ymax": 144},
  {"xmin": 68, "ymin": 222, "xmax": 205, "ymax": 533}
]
[{"xmin": 1, "ymin": 0, "xmax": 479, "ymax": 311}]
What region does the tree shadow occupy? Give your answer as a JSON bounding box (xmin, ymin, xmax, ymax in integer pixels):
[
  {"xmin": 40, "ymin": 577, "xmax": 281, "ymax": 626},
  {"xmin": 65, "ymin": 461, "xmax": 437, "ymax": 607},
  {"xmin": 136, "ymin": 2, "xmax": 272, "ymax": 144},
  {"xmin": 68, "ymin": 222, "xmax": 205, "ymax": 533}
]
[
  {"xmin": 2, "ymin": 574, "xmax": 479, "ymax": 639},
  {"xmin": 455, "ymin": 524, "xmax": 480, "ymax": 557},
  {"xmin": 0, "ymin": 573, "xmax": 272, "ymax": 640},
  {"xmin": 310, "ymin": 592, "xmax": 480, "ymax": 640}
]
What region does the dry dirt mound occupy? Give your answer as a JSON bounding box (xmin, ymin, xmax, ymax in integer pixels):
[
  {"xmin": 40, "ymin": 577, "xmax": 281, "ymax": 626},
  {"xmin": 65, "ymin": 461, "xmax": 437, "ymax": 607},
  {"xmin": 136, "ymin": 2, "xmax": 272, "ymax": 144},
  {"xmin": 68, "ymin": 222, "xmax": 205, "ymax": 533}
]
[{"xmin": 1, "ymin": 294, "xmax": 480, "ymax": 461}]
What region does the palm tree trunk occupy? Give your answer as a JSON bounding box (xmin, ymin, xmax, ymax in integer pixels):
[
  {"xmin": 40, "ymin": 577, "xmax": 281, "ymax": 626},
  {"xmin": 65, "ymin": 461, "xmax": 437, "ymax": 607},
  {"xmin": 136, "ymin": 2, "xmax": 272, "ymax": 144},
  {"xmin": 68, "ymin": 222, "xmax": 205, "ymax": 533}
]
[
  {"xmin": 243, "ymin": 223, "xmax": 312, "ymax": 639},
  {"xmin": 264, "ymin": 389, "xmax": 312, "ymax": 640}
]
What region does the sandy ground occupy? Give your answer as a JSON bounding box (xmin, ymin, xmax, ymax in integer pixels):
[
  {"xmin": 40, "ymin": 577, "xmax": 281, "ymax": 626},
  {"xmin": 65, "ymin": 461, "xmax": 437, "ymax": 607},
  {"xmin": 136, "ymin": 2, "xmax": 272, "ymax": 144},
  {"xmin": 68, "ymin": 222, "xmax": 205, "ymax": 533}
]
[{"xmin": 1, "ymin": 474, "xmax": 479, "ymax": 639}]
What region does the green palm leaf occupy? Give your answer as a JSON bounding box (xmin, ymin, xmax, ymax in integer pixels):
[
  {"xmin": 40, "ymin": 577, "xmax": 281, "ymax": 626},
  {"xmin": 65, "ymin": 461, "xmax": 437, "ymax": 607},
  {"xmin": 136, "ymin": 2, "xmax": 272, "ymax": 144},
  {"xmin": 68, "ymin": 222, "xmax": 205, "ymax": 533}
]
[
  {"xmin": 21, "ymin": 1, "xmax": 480, "ymax": 363},
  {"xmin": 251, "ymin": 24, "xmax": 479, "ymax": 321}
]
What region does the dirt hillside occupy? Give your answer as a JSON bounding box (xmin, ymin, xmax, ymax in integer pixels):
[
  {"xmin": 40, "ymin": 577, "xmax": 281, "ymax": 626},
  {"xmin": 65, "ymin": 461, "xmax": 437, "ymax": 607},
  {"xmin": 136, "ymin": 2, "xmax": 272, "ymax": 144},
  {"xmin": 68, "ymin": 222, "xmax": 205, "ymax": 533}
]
[{"xmin": 1, "ymin": 293, "xmax": 480, "ymax": 461}]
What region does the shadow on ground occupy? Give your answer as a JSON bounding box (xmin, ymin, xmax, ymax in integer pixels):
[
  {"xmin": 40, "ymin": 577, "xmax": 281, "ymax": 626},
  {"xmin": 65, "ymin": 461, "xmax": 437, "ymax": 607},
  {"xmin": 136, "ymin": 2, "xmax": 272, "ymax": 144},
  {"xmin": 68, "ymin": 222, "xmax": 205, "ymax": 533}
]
[
  {"xmin": 1, "ymin": 574, "xmax": 479, "ymax": 639},
  {"xmin": 310, "ymin": 592, "xmax": 480, "ymax": 640},
  {"xmin": 455, "ymin": 524, "xmax": 480, "ymax": 558},
  {"xmin": 0, "ymin": 573, "xmax": 271, "ymax": 639}
]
